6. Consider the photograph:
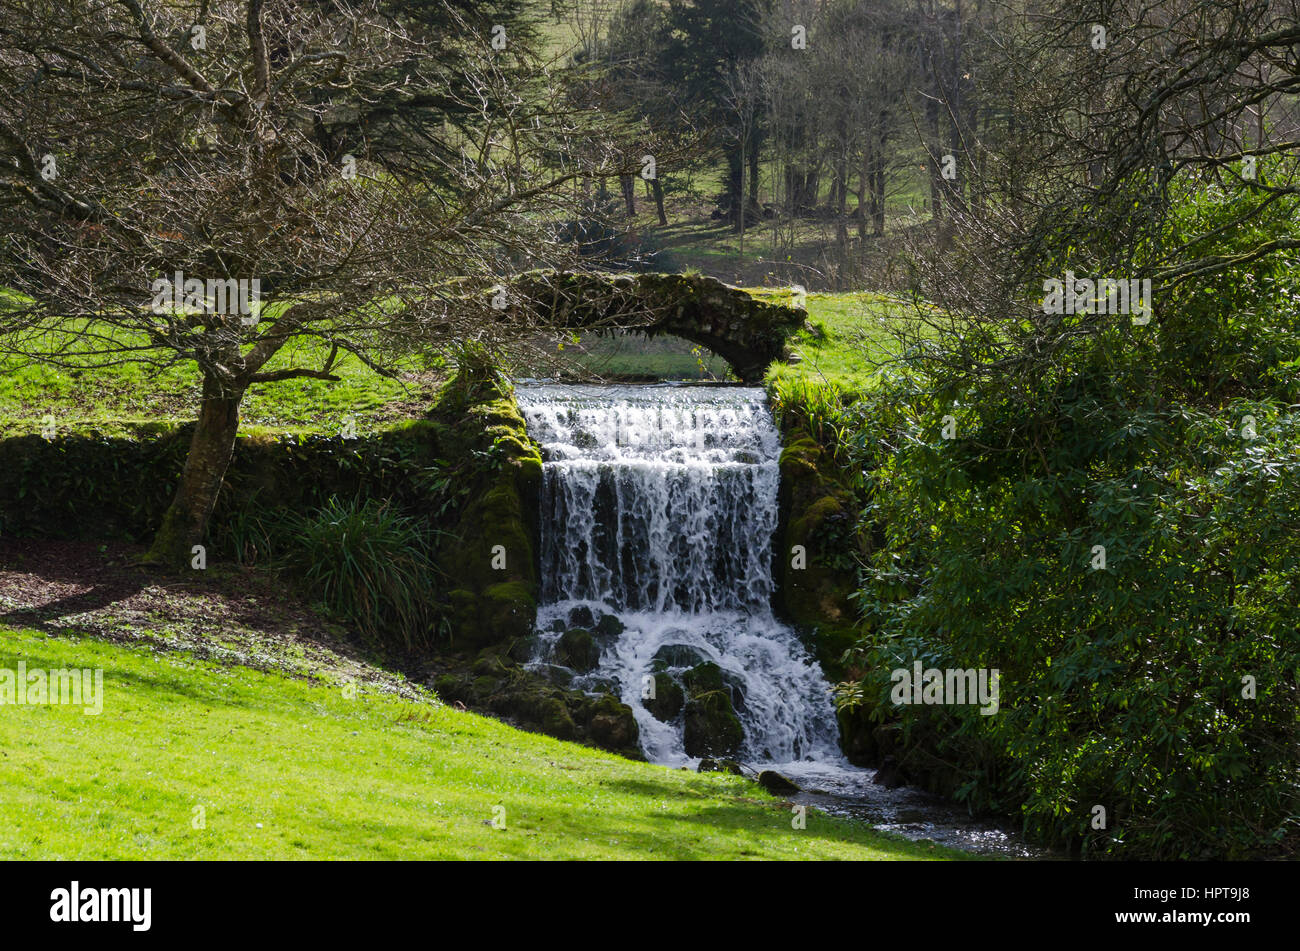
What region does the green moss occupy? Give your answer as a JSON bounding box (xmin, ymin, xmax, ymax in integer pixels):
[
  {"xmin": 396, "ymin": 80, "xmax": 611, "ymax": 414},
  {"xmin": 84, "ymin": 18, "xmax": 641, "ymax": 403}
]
[
  {"xmin": 557, "ymin": 627, "xmax": 599, "ymax": 672},
  {"xmin": 645, "ymin": 672, "xmax": 685, "ymax": 722},
  {"xmin": 779, "ymin": 437, "xmax": 823, "ymax": 473},
  {"xmin": 540, "ymin": 697, "xmax": 576, "ymax": 739},
  {"xmin": 791, "ymin": 495, "xmax": 846, "ymax": 539},
  {"xmin": 427, "ymin": 358, "xmax": 543, "ymax": 648},
  {"xmin": 774, "ymin": 416, "xmax": 862, "ymax": 651},
  {"xmin": 469, "ymin": 581, "xmax": 535, "ymax": 648}
]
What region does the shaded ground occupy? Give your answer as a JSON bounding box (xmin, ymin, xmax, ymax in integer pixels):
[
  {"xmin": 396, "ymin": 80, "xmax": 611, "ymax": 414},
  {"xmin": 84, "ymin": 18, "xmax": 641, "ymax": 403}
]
[{"xmin": 0, "ymin": 538, "xmax": 422, "ymax": 701}]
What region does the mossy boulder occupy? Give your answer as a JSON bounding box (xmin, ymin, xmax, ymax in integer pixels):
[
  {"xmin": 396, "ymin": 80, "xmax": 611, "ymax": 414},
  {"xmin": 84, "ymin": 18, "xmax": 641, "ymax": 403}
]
[
  {"xmin": 593, "ymin": 614, "xmax": 625, "ymax": 639},
  {"xmin": 682, "ymin": 662, "xmax": 727, "ymax": 696},
  {"xmin": 506, "ymin": 635, "xmax": 540, "ymax": 664},
  {"xmin": 426, "ymin": 653, "xmax": 642, "ymax": 760},
  {"xmin": 683, "ymin": 698, "xmax": 745, "ymax": 759},
  {"xmin": 432, "ymin": 673, "xmax": 470, "ymax": 702},
  {"xmin": 652, "ymin": 644, "xmax": 707, "ymax": 670},
  {"xmin": 537, "ymin": 664, "xmax": 574, "ymax": 688},
  {"xmin": 540, "ymin": 697, "xmax": 576, "ymax": 739},
  {"xmin": 757, "ymin": 770, "xmax": 801, "ymax": 795},
  {"xmin": 556, "ymin": 627, "xmax": 600, "ymax": 672},
  {"xmin": 682, "ymin": 662, "xmax": 745, "ymax": 758},
  {"xmin": 471, "ymin": 653, "xmax": 513, "ymax": 678},
  {"xmin": 582, "ymin": 693, "xmax": 641, "ymax": 753},
  {"xmin": 478, "ymin": 581, "xmax": 535, "ymax": 642},
  {"xmin": 644, "ymin": 671, "xmax": 685, "ymax": 722}
]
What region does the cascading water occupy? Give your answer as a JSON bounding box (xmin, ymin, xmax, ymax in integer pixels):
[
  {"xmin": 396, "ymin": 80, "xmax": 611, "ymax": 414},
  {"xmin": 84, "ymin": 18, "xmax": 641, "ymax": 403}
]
[
  {"xmin": 515, "ymin": 382, "xmax": 1044, "ymax": 857},
  {"xmin": 515, "ymin": 383, "xmax": 844, "ymax": 770}
]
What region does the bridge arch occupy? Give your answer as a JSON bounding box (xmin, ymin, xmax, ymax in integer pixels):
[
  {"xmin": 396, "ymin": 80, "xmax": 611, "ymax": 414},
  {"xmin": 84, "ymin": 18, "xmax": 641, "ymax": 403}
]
[{"xmin": 509, "ymin": 272, "xmax": 806, "ymax": 383}]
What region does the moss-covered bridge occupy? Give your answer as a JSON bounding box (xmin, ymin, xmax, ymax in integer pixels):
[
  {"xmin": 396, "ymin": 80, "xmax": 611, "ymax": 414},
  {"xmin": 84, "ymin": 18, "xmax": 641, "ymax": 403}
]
[{"xmin": 507, "ymin": 271, "xmax": 807, "ymax": 382}]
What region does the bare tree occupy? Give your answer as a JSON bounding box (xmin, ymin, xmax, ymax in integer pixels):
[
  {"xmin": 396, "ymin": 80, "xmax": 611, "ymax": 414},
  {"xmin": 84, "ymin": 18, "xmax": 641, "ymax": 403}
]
[
  {"xmin": 723, "ymin": 60, "xmax": 763, "ymax": 255},
  {"xmin": 0, "ymin": 0, "xmax": 638, "ymax": 567},
  {"xmin": 897, "ymin": 0, "xmax": 1300, "ymax": 385}
]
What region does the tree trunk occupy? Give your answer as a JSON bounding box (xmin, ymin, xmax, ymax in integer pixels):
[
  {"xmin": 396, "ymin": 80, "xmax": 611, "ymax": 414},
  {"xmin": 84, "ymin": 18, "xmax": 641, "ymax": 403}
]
[
  {"xmin": 857, "ymin": 151, "xmax": 870, "ymax": 242},
  {"xmin": 143, "ymin": 374, "xmax": 245, "ymax": 569},
  {"xmin": 620, "ymin": 174, "xmax": 636, "ymax": 217},
  {"xmin": 872, "ymin": 148, "xmax": 886, "ymax": 237},
  {"xmin": 926, "ymin": 95, "xmax": 943, "ymax": 219},
  {"xmin": 727, "ymin": 145, "xmax": 744, "ymax": 232},
  {"xmin": 803, "ymin": 170, "xmax": 820, "ymax": 211},
  {"xmin": 651, "ymin": 176, "xmax": 668, "ymax": 225}
]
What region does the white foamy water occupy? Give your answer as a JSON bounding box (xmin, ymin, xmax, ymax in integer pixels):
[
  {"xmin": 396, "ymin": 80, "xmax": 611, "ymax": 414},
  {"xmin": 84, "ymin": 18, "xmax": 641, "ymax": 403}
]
[
  {"xmin": 515, "ymin": 383, "xmax": 844, "ymax": 769},
  {"xmin": 514, "ymin": 382, "xmax": 1043, "ymax": 857}
]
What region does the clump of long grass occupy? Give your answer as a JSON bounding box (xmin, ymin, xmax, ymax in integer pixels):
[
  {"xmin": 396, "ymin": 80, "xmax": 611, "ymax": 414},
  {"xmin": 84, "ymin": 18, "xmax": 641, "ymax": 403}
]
[{"xmin": 283, "ymin": 497, "xmax": 436, "ymax": 650}]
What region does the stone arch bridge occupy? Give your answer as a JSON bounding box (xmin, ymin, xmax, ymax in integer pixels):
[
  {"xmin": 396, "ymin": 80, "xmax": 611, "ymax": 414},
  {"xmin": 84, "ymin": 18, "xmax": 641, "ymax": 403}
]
[{"xmin": 507, "ymin": 271, "xmax": 807, "ymax": 383}]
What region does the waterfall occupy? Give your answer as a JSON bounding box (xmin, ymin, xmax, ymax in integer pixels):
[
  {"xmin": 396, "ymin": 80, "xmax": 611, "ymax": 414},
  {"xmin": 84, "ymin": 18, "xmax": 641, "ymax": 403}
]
[{"xmin": 515, "ymin": 383, "xmax": 844, "ymax": 769}]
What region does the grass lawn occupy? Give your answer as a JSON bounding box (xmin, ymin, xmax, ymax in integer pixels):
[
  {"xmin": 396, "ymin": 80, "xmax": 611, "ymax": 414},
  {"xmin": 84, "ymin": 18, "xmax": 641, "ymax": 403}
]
[
  {"xmin": 0, "ymin": 323, "xmax": 440, "ymax": 438},
  {"xmin": 0, "ymin": 626, "xmax": 969, "ymax": 860},
  {"xmin": 764, "ymin": 291, "xmax": 912, "ymax": 396},
  {"xmin": 0, "ymin": 289, "xmax": 914, "ymax": 438}
]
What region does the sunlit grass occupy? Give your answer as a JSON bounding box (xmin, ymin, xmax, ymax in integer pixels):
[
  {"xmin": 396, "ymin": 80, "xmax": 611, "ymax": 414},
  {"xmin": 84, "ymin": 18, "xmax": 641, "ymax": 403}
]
[
  {"xmin": 0, "ymin": 626, "xmax": 970, "ymax": 860},
  {"xmin": 764, "ymin": 291, "xmax": 910, "ymax": 397},
  {"xmin": 0, "ymin": 320, "xmax": 439, "ymax": 436}
]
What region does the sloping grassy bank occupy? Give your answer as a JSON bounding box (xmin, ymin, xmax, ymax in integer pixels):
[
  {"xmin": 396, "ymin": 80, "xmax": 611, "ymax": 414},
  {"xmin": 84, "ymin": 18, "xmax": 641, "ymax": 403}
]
[{"xmin": 0, "ymin": 626, "xmax": 968, "ymax": 860}]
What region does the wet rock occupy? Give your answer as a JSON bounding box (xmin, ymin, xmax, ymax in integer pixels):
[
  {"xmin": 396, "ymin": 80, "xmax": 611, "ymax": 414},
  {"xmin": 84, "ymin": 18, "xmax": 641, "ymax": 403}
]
[
  {"xmin": 506, "ymin": 636, "xmax": 539, "ymax": 664},
  {"xmin": 698, "ymin": 758, "xmax": 743, "ymax": 775},
  {"xmin": 568, "ymin": 605, "xmax": 596, "ymax": 628},
  {"xmin": 583, "ymin": 694, "xmax": 640, "ymax": 753},
  {"xmin": 757, "ymin": 770, "xmax": 800, "ymax": 795},
  {"xmin": 557, "ymin": 627, "xmax": 600, "ymax": 672},
  {"xmin": 428, "ymin": 656, "xmax": 643, "ymax": 760},
  {"xmin": 538, "ymin": 664, "xmax": 573, "ymax": 688},
  {"xmin": 594, "ymin": 614, "xmax": 625, "ymax": 639},
  {"xmin": 872, "ymin": 756, "xmax": 905, "ymax": 789},
  {"xmin": 644, "ymin": 671, "xmax": 685, "ymax": 722},
  {"xmin": 548, "ymin": 618, "xmax": 566, "ymax": 633},
  {"xmin": 653, "ymin": 644, "xmax": 706, "ymax": 670},
  {"xmin": 720, "ymin": 670, "xmax": 748, "ymax": 713},
  {"xmin": 682, "ymin": 662, "xmax": 744, "ymax": 759}
]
